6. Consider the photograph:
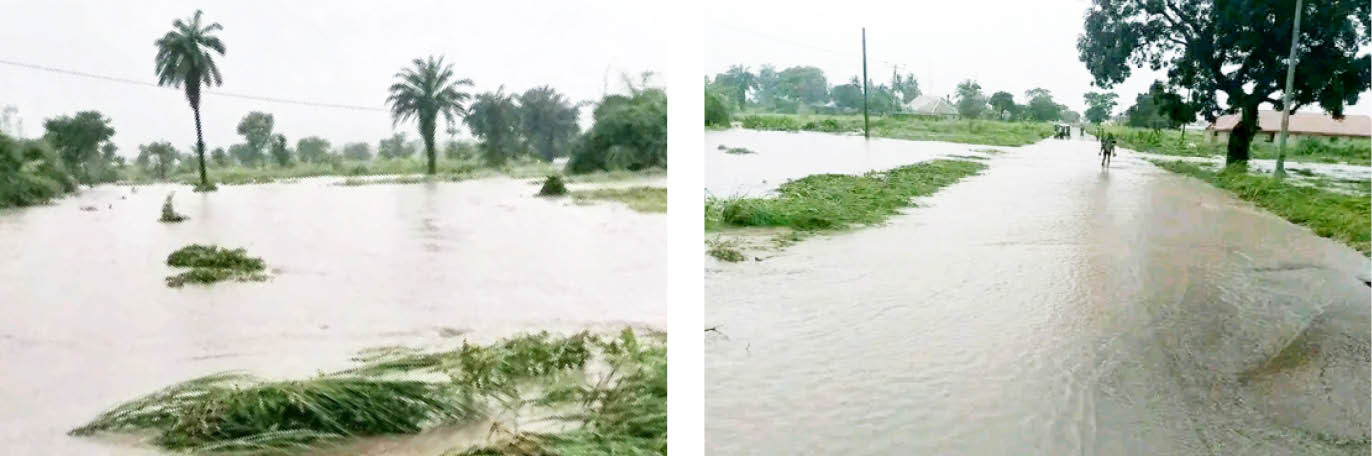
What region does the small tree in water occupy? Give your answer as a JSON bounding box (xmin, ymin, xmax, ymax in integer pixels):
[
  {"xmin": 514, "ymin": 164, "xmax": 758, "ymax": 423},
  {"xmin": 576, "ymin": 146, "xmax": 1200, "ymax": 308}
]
[
  {"xmin": 538, "ymin": 175, "xmax": 567, "ymax": 196},
  {"xmin": 159, "ymin": 192, "xmax": 187, "ymax": 223}
]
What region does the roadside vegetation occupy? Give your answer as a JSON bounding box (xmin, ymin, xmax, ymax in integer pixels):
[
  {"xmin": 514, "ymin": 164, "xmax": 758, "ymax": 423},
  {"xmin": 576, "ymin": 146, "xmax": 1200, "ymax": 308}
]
[
  {"xmin": 1150, "ymin": 159, "xmax": 1370, "ymax": 255},
  {"xmin": 736, "ymin": 114, "xmax": 1053, "ymax": 147},
  {"xmin": 706, "ymin": 159, "xmax": 986, "ymax": 232},
  {"xmin": 1110, "ymin": 126, "xmax": 1371, "ymax": 166},
  {"xmin": 0, "ymin": 132, "xmax": 77, "ymax": 208},
  {"xmin": 164, "ymin": 244, "xmax": 268, "ymax": 287},
  {"xmin": 571, "ymin": 187, "xmax": 666, "ymax": 213},
  {"xmin": 71, "ymin": 329, "xmax": 665, "ymax": 455}
]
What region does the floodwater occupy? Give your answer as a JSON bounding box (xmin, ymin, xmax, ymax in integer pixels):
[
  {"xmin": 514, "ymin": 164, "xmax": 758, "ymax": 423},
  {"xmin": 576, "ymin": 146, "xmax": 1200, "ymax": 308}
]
[
  {"xmin": 0, "ymin": 176, "xmax": 665, "ymax": 454},
  {"xmin": 706, "ymin": 129, "xmax": 994, "ymax": 196},
  {"xmin": 1132, "ymin": 151, "xmax": 1371, "ymax": 193},
  {"xmin": 706, "ymin": 134, "xmax": 1370, "ymax": 455}
]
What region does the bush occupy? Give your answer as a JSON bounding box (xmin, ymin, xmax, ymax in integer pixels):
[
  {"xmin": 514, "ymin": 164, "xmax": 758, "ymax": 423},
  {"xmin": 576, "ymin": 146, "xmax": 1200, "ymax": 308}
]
[
  {"xmin": 538, "ymin": 175, "xmax": 567, "ymax": 196},
  {"xmin": 705, "ymin": 89, "xmax": 732, "ymax": 127},
  {"xmin": 566, "ymin": 88, "xmax": 667, "ymax": 174},
  {"xmin": 0, "ymin": 133, "xmax": 77, "ymax": 208},
  {"xmin": 159, "ymin": 193, "xmax": 187, "ymax": 223}
]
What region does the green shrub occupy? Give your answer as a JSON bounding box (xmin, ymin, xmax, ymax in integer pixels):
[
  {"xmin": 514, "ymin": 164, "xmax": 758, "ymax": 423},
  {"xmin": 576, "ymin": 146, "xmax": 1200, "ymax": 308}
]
[
  {"xmin": 159, "ymin": 193, "xmax": 187, "ymax": 223},
  {"xmin": 566, "ymin": 88, "xmax": 667, "ymax": 174},
  {"xmin": 0, "ymin": 133, "xmax": 77, "ymax": 208},
  {"xmin": 705, "ymin": 89, "xmax": 732, "ymax": 127},
  {"xmin": 538, "ymin": 175, "xmax": 567, "ymax": 196}
]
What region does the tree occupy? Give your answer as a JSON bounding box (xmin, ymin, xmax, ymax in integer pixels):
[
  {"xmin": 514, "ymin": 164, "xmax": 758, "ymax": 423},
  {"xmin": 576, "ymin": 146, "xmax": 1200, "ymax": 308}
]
[
  {"xmin": 42, "ymin": 111, "xmax": 116, "ymax": 184},
  {"xmin": 234, "ymin": 112, "xmax": 273, "ymax": 167},
  {"xmin": 989, "ymin": 91, "xmax": 1016, "ymax": 120},
  {"xmin": 465, "ymin": 89, "xmax": 524, "ymax": 166},
  {"xmin": 831, "ymin": 77, "xmax": 864, "ymax": 111},
  {"xmin": 1024, "ymin": 88, "xmax": 1062, "ymax": 122},
  {"xmin": 269, "ymin": 134, "xmax": 291, "ymax": 167},
  {"xmin": 776, "ymin": 66, "xmax": 829, "ymax": 107},
  {"xmin": 137, "ymin": 142, "xmax": 179, "ymax": 179},
  {"xmin": 892, "ymin": 72, "xmax": 921, "ymax": 103},
  {"xmin": 1061, "ymin": 110, "xmax": 1082, "ymax": 124},
  {"xmin": 1079, "ymin": 0, "xmax": 1370, "ymax": 164},
  {"xmin": 1083, "ymin": 92, "xmax": 1119, "ymax": 124},
  {"xmin": 518, "ymin": 86, "xmax": 581, "ymax": 161},
  {"xmin": 386, "ymin": 55, "xmax": 473, "ymax": 174},
  {"xmin": 705, "ymin": 87, "xmax": 732, "ymax": 126},
  {"xmin": 155, "ymin": 9, "xmax": 225, "ymax": 189},
  {"xmin": 377, "ymin": 132, "xmax": 416, "ymax": 160},
  {"xmin": 955, "ymin": 80, "xmax": 988, "ymax": 118},
  {"xmin": 865, "ymin": 81, "xmax": 901, "ymax": 115},
  {"xmin": 566, "ymin": 85, "xmax": 667, "ymax": 174},
  {"xmin": 0, "ymin": 105, "xmax": 22, "ymax": 137},
  {"xmin": 228, "ymin": 143, "xmax": 258, "ymax": 167},
  {"xmin": 713, "ymin": 65, "xmax": 756, "ymax": 107},
  {"xmin": 296, "ymin": 136, "xmax": 331, "ymax": 164},
  {"xmin": 752, "ymin": 65, "xmax": 781, "ymax": 110},
  {"xmin": 210, "ymin": 147, "xmax": 230, "ymax": 167},
  {"xmin": 341, "ymin": 142, "xmax": 371, "ymax": 161}
]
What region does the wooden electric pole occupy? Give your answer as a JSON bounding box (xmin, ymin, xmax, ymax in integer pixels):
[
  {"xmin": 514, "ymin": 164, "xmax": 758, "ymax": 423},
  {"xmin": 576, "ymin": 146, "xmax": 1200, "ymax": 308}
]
[{"xmin": 862, "ymin": 27, "xmax": 870, "ymax": 139}]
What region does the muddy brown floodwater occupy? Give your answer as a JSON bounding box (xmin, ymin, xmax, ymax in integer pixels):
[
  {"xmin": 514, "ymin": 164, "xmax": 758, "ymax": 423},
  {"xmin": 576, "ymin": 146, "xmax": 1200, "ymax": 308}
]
[
  {"xmin": 0, "ymin": 176, "xmax": 665, "ymax": 454},
  {"xmin": 706, "ymin": 134, "xmax": 1370, "ymax": 455}
]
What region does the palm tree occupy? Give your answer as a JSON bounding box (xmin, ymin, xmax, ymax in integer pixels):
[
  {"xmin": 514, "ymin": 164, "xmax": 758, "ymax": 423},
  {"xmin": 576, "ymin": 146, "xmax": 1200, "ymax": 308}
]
[
  {"xmin": 386, "ymin": 56, "xmax": 472, "ymax": 175},
  {"xmin": 154, "ymin": 10, "xmax": 225, "ymax": 190}
]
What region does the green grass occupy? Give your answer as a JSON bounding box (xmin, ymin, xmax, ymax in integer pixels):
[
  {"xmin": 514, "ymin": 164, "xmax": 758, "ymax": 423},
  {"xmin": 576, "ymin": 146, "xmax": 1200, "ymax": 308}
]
[
  {"xmin": 1150, "ymin": 159, "xmax": 1370, "ymax": 255},
  {"xmin": 1108, "ymin": 126, "xmax": 1371, "ymax": 166},
  {"xmin": 705, "ymin": 159, "xmax": 987, "ymax": 232},
  {"xmin": 165, "ymin": 244, "xmax": 268, "ymax": 287},
  {"xmin": 571, "ymin": 187, "xmax": 667, "ymax": 213},
  {"xmin": 736, "ymin": 113, "xmax": 1054, "ymax": 147},
  {"xmin": 72, "ymin": 330, "xmax": 665, "ymax": 456}
]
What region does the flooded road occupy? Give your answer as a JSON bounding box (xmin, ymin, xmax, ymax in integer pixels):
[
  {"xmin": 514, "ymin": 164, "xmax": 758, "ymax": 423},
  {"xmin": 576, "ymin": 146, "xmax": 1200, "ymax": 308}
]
[
  {"xmin": 706, "ymin": 136, "xmax": 1370, "ymax": 455},
  {"xmin": 706, "ymin": 129, "xmax": 992, "ymax": 196},
  {"xmin": 0, "ymin": 176, "xmax": 665, "ymax": 454}
]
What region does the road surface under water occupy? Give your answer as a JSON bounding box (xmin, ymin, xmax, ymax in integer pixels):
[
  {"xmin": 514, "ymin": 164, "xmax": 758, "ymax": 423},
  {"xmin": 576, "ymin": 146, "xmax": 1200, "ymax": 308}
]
[
  {"xmin": 706, "ymin": 134, "xmax": 1369, "ymax": 455},
  {"xmin": 0, "ymin": 176, "xmax": 665, "ymax": 454},
  {"xmin": 706, "ymin": 129, "xmax": 993, "ymax": 197}
]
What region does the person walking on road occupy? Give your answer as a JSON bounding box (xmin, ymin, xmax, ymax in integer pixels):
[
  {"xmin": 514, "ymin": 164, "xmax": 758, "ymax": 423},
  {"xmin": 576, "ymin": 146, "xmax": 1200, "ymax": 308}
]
[{"xmin": 1100, "ymin": 133, "xmax": 1116, "ymax": 168}]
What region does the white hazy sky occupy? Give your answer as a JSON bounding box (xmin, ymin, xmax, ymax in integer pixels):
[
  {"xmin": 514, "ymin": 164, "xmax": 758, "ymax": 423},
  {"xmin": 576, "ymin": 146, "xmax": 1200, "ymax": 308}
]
[
  {"xmin": 704, "ymin": 0, "xmax": 1371, "ymax": 120},
  {"xmin": 0, "ymin": 0, "xmax": 666, "ymax": 157}
]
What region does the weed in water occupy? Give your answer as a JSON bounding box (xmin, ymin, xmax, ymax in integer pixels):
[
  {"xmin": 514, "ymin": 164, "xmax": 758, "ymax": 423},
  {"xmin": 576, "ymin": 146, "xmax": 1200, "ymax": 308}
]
[
  {"xmin": 164, "ymin": 244, "xmax": 268, "ymax": 287},
  {"xmin": 706, "ymin": 237, "xmax": 747, "ymax": 262},
  {"xmin": 159, "ymin": 193, "xmax": 187, "ymax": 223},
  {"xmin": 1151, "ymin": 159, "xmax": 1370, "ymax": 255},
  {"xmin": 705, "ymin": 159, "xmax": 986, "ymax": 232},
  {"xmin": 717, "ymin": 145, "xmax": 756, "ymax": 155},
  {"xmin": 570, "ymin": 187, "xmax": 666, "ymax": 213},
  {"xmin": 538, "ymin": 175, "xmax": 568, "ymax": 196}
]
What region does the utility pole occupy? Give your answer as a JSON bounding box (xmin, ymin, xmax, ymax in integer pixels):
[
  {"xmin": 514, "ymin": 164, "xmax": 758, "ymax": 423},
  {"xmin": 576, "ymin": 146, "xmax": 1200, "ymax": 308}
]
[
  {"xmin": 1275, "ymin": 0, "xmax": 1303, "ymax": 178},
  {"xmin": 862, "ymin": 27, "xmax": 870, "ymax": 139}
]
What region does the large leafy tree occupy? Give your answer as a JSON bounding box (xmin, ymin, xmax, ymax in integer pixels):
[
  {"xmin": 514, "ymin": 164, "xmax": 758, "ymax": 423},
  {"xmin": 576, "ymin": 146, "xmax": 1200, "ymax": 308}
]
[
  {"xmin": 1024, "ymin": 88, "xmax": 1063, "ymax": 122},
  {"xmin": 154, "ymin": 9, "xmax": 225, "ymax": 190},
  {"xmin": 341, "ymin": 142, "xmax": 371, "ymax": 161},
  {"xmin": 955, "ymin": 80, "xmax": 988, "ymax": 118},
  {"xmin": 235, "ymin": 111, "xmax": 273, "ymax": 167},
  {"xmin": 465, "ymin": 89, "xmax": 524, "ymax": 166},
  {"xmin": 989, "ymin": 91, "xmax": 1016, "ymax": 120},
  {"xmin": 386, "ymin": 56, "xmax": 472, "ymax": 174},
  {"xmin": 713, "ymin": 65, "xmax": 756, "ymax": 107},
  {"xmin": 296, "ymin": 136, "xmax": 331, "ymax": 164},
  {"xmin": 269, "ymin": 134, "xmax": 291, "ymax": 167},
  {"xmin": 1078, "ymin": 0, "xmax": 1370, "ymax": 164},
  {"xmin": 518, "ymin": 86, "xmax": 580, "ymax": 161},
  {"xmin": 892, "ymin": 72, "xmax": 921, "ymax": 104},
  {"xmin": 566, "ymin": 84, "xmax": 667, "ymax": 174},
  {"xmin": 776, "ymin": 66, "xmax": 830, "ymax": 107},
  {"xmin": 377, "ymin": 132, "xmax": 416, "ymax": 159},
  {"xmin": 136, "ymin": 142, "xmax": 179, "ymax": 179},
  {"xmin": 831, "ymin": 77, "xmax": 865, "ymax": 111},
  {"xmin": 1083, "ymin": 92, "xmax": 1119, "ymax": 124},
  {"xmin": 42, "ymin": 111, "xmax": 115, "ymax": 184}
]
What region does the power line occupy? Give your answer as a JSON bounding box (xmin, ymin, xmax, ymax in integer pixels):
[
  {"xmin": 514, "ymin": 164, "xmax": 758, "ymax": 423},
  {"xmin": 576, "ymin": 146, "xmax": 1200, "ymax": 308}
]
[{"xmin": 0, "ymin": 58, "xmax": 388, "ymax": 112}]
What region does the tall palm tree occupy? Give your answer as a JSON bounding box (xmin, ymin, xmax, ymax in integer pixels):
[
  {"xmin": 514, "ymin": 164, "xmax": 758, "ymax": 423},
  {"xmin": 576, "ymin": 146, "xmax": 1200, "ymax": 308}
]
[
  {"xmin": 386, "ymin": 56, "xmax": 472, "ymax": 175},
  {"xmin": 154, "ymin": 10, "xmax": 225, "ymax": 190}
]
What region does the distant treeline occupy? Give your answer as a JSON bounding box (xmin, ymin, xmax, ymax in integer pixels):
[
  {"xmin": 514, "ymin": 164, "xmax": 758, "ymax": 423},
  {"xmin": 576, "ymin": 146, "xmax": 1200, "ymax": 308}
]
[{"xmin": 705, "ymin": 64, "xmax": 1082, "ymax": 125}]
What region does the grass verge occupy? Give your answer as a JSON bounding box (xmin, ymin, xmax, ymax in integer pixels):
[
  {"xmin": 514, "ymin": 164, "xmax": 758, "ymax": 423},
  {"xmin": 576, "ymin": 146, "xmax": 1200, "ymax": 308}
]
[
  {"xmin": 165, "ymin": 244, "xmax": 268, "ymax": 287},
  {"xmin": 71, "ymin": 330, "xmax": 665, "ymax": 455},
  {"xmin": 736, "ymin": 113, "xmax": 1054, "ymax": 147},
  {"xmin": 1150, "ymin": 159, "xmax": 1370, "ymax": 255},
  {"xmin": 1109, "ymin": 126, "xmax": 1371, "ymax": 166},
  {"xmin": 705, "ymin": 159, "xmax": 986, "ymax": 232},
  {"xmin": 571, "ymin": 187, "xmax": 666, "ymax": 213}
]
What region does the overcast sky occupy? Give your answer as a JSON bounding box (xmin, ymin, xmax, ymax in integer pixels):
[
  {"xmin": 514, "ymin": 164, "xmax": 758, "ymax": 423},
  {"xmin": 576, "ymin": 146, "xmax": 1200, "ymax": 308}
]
[
  {"xmin": 704, "ymin": 0, "xmax": 1371, "ymax": 121},
  {"xmin": 0, "ymin": 0, "xmax": 666, "ymax": 158}
]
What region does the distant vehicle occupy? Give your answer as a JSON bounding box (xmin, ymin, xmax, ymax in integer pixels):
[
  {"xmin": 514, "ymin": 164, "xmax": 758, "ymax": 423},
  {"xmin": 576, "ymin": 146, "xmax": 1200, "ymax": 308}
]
[{"xmin": 1054, "ymin": 124, "xmax": 1071, "ymax": 139}]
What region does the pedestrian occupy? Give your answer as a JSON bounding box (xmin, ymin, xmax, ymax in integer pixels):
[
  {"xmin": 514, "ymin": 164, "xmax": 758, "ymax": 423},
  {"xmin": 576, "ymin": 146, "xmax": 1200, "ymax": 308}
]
[{"xmin": 1100, "ymin": 133, "xmax": 1116, "ymax": 167}]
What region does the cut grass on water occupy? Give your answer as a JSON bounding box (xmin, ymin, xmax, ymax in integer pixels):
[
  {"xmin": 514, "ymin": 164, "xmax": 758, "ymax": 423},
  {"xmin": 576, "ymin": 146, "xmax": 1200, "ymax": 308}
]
[
  {"xmin": 571, "ymin": 187, "xmax": 666, "ymax": 213},
  {"xmin": 1151, "ymin": 159, "xmax": 1370, "ymax": 255},
  {"xmin": 165, "ymin": 244, "xmax": 268, "ymax": 287},
  {"xmin": 705, "ymin": 159, "xmax": 987, "ymax": 232},
  {"xmin": 717, "ymin": 145, "xmax": 756, "ymax": 155},
  {"xmin": 705, "ymin": 237, "xmax": 746, "ymax": 262},
  {"xmin": 71, "ymin": 330, "xmax": 665, "ymax": 456}
]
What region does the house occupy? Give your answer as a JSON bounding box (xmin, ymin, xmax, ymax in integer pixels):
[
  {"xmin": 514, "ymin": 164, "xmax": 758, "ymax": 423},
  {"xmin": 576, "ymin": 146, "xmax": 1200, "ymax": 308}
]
[
  {"xmin": 1206, "ymin": 110, "xmax": 1371, "ymax": 144},
  {"xmin": 903, "ymin": 95, "xmax": 958, "ymax": 117}
]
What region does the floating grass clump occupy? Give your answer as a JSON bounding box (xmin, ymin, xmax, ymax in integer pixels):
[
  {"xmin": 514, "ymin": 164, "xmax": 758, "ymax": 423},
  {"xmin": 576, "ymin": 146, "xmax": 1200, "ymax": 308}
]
[
  {"xmin": 159, "ymin": 193, "xmax": 187, "ymax": 223},
  {"xmin": 706, "ymin": 159, "xmax": 986, "ymax": 232},
  {"xmin": 706, "ymin": 237, "xmax": 746, "ymax": 262},
  {"xmin": 571, "ymin": 187, "xmax": 666, "ymax": 213},
  {"xmin": 717, "ymin": 145, "xmax": 756, "ymax": 155},
  {"xmin": 71, "ymin": 330, "xmax": 665, "ymax": 455},
  {"xmin": 1151, "ymin": 159, "xmax": 1370, "ymax": 255},
  {"xmin": 538, "ymin": 175, "xmax": 568, "ymax": 196},
  {"xmin": 165, "ymin": 244, "xmax": 267, "ymax": 287}
]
